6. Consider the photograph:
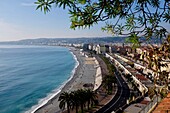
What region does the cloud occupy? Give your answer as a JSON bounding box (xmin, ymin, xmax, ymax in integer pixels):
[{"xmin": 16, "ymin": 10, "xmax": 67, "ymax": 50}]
[{"xmin": 21, "ymin": 3, "xmax": 36, "ymax": 7}]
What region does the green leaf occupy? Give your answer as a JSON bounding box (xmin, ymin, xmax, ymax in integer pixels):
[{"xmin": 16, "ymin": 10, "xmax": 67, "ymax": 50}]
[
  {"xmin": 78, "ymin": 0, "xmax": 86, "ymax": 4},
  {"xmin": 163, "ymin": 10, "xmax": 170, "ymax": 23}
]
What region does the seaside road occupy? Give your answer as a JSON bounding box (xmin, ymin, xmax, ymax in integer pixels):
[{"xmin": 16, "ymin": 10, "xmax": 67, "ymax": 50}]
[{"xmin": 95, "ymin": 69, "xmax": 130, "ymax": 113}]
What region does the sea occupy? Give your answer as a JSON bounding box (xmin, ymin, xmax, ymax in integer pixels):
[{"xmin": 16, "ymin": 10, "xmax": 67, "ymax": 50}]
[{"xmin": 0, "ymin": 45, "xmax": 77, "ymax": 113}]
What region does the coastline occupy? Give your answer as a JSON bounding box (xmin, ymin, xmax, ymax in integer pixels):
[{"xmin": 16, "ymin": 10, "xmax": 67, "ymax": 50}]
[
  {"xmin": 26, "ymin": 47, "xmax": 80, "ymax": 113},
  {"xmin": 32, "ymin": 47, "xmax": 101, "ymax": 113}
]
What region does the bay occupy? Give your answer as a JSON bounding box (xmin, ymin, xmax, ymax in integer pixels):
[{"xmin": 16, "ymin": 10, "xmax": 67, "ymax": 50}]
[{"xmin": 0, "ymin": 45, "xmax": 75, "ymax": 113}]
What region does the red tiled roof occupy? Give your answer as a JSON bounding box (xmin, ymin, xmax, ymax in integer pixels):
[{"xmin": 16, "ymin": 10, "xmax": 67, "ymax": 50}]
[
  {"xmin": 167, "ymin": 93, "xmax": 170, "ymax": 98},
  {"xmin": 140, "ymin": 100, "xmax": 150, "ymax": 105},
  {"xmin": 136, "ymin": 74, "xmax": 148, "ymax": 81},
  {"xmin": 153, "ymin": 93, "xmax": 170, "ymax": 113}
]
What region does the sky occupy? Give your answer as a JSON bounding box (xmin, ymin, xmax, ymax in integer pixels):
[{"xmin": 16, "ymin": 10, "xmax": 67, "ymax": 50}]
[
  {"xmin": 0, "ymin": 0, "xmax": 110, "ymax": 41},
  {"xmin": 0, "ymin": 0, "xmax": 169, "ymax": 42}
]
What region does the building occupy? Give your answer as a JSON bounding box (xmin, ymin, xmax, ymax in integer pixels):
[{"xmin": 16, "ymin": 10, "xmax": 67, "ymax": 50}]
[
  {"xmin": 82, "ymin": 44, "xmax": 89, "ymax": 51},
  {"xmin": 88, "ymin": 44, "xmax": 93, "ymax": 50},
  {"xmin": 99, "ymin": 44, "xmax": 106, "ymax": 54}
]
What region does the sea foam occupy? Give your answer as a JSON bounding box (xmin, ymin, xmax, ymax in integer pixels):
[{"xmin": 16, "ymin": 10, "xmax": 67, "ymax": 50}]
[{"xmin": 26, "ymin": 48, "xmax": 79, "ymax": 113}]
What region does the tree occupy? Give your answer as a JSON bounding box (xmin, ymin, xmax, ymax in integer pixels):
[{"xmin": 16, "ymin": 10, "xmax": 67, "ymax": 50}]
[
  {"xmin": 71, "ymin": 91, "xmax": 80, "ymax": 113},
  {"xmin": 35, "ymin": 0, "xmax": 169, "ymax": 43},
  {"xmin": 76, "ymin": 89, "xmax": 87, "ymax": 113},
  {"xmin": 58, "ymin": 89, "xmax": 98, "ymax": 113},
  {"xmin": 103, "ymin": 75, "xmax": 116, "ymax": 94},
  {"xmin": 58, "ymin": 92, "xmax": 73, "ymax": 113},
  {"xmin": 85, "ymin": 89, "xmax": 97, "ymax": 110}
]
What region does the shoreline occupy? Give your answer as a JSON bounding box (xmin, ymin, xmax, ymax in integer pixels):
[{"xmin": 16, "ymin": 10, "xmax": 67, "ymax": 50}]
[
  {"xmin": 31, "ymin": 47, "xmax": 101, "ymax": 113},
  {"xmin": 24, "ymin": 48, "xmax": 79, "ymax": 113},
  {"xmin": 26, "ymin": 47, "xmax": 80, "ymax": 113}
]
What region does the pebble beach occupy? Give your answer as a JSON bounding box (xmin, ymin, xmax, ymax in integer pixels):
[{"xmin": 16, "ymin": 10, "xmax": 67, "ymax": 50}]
[{"xmin": 34, "ymin": 47, "xmax": 102, "ymax": 113}]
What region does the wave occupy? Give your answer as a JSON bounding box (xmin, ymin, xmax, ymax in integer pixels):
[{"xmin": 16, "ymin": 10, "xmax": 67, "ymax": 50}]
[{"xmin": 25, "ymin": 48, "xmax": 79, "ymax": 113}]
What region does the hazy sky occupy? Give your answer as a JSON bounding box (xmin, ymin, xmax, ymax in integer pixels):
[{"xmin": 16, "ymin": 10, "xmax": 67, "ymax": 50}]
[
  {"xmin": 0, "ymin": 0, "xmax": 110, "ymax": 41},
  {"xmin": 0, "ymin": 0, "xmax": 169, "ymax": 41}
]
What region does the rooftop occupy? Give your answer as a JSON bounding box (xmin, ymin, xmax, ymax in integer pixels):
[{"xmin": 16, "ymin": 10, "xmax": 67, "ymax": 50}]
[
  {"xmin": 152, "ymin": 93, "xmax": 170, "ymax": 113},
  {"xmin": 135, "ymin": 74, "xmax": 148, "ymax": 81}
]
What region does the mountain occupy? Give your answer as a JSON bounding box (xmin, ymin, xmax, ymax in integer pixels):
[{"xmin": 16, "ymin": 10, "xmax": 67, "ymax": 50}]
[
  {"xmin": 0, "ymin": 37, "xmax": 127, "ymax": 45},
  {"xmin": 0, "ymin": 36, "xmax": 161, "ymax": 45}
]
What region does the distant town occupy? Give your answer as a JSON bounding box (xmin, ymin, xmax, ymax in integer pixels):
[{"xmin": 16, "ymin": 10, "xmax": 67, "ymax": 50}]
[{"xmin": 77, "ymin": 42, "xmax": 170, "ymax": 113}]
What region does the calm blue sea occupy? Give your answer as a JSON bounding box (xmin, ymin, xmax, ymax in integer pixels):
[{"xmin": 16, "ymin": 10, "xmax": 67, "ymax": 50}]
[{"xmin": 0, "ymin": 45, "xmax": 76, "ymax": 113}]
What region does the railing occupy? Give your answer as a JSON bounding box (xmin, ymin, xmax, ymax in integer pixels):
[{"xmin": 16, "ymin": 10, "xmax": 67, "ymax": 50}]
[{"xmin": 139, "ymin": 95, "xmax": 161, "ymax": 113}]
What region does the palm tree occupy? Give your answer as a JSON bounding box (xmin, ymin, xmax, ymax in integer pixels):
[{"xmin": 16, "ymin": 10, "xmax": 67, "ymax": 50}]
[
  {"xmin": 71, "ymin": 91, "xmax": 80, "ymax": 113},
  {"xmin": 103, "ymin": 75, "xmax": 116, "ymax": 94},
  {"xmin": 59, "ymin": 89, "xmax": 98, "ymax": 113},
  {"xmin": 58, "ymin": 92, "xmax": 73, "ymax": 113},
  {"xmin": 77, "ymin": 89, "xmax": 86, "ymax": 113},
  {"xmin": 85, "ymin": 89, "xmax": 97, "ymax": 110}
]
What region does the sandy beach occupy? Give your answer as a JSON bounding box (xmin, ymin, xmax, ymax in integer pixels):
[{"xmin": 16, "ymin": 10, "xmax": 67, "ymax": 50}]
[{"xmin": 34, "ymin": 47, "xmax": 102, "ymax": 113}]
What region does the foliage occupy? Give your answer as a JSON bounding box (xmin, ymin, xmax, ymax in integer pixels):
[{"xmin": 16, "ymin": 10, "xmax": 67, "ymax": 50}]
[
  {"xmin": 99, "ymin": 55, "xmax": 117, "ymax": 94},
  {"xmin": 58, "ymin": 89, "xmax": 97, "ymax": 113},
  {"xmin": 126, "ymin": 74, "xmax": 133, "ymax": 83},
  {"xmin": 100, "ymin": 55, "xmax": 115, "ymax": 75},
  {"xmin": 58, "ymin": 92, "xmax": 73, "ymax": 113},
  {"xmin": 35, "ymin": 0, "xmax": 169, "ymax": 44},
  {"xmin": 147, "ymin": 87, "xmax": 155, "ymax": 98},
  {"xmin": 103, "ymin": 75, "xmax": 116, "ymax": 94}
]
